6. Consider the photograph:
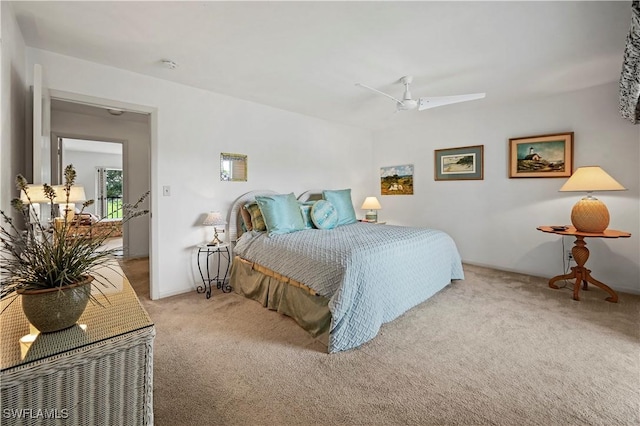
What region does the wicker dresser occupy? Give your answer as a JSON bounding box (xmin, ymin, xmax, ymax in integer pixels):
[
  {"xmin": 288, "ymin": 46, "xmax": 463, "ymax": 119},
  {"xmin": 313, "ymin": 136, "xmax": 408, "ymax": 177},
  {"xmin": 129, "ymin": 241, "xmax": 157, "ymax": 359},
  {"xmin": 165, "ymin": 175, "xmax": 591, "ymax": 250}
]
[{"xmin": 1, "ymin": 275, "xmax": 154, "ymax": 425}]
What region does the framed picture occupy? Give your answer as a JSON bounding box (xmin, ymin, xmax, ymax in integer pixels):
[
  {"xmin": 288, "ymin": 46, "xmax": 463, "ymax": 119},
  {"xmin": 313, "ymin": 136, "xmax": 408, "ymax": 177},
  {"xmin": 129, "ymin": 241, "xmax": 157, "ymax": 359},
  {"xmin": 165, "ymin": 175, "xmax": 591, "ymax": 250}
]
[
  {"xmin": 434, "ymin": 145, "xmax": 484, "ymax": 181},
  {"xmin": 509, "ymin": 132, "xmax": 573, "ymax": 178},
  {"xmin": 380, "ymin": 164, "xmax": 414, "ymax": 195}
]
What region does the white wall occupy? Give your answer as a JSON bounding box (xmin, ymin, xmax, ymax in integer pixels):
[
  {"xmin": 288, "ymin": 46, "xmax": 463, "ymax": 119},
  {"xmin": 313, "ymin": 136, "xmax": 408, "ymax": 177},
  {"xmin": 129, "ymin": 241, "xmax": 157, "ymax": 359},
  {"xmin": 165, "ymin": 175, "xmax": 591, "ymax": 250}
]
[
  {"xmin": 0, "ymin": 2, "xmax": 27, "ymax": 214},
  {"xmin": 52, "ymin": 110, "xmax": 150, "ymax": 258},
  {"xmin": 62, "ymin": 149, "xmax": 122, "ymax": 215},
  {"xmin": 373, "ymin": 82, "xmax": 640, "ymax": 294},
  {"xmin": 27, "ymin": 48, "xmax": 373, "ymax": 299}
]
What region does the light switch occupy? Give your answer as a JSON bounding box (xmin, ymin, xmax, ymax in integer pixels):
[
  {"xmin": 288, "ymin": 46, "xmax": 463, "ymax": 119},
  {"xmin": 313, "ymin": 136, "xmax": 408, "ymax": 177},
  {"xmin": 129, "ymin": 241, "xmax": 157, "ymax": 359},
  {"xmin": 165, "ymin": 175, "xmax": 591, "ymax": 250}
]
[{"xmin": 163, "ymin": 186, "xmax": 171, "ymax": 196}]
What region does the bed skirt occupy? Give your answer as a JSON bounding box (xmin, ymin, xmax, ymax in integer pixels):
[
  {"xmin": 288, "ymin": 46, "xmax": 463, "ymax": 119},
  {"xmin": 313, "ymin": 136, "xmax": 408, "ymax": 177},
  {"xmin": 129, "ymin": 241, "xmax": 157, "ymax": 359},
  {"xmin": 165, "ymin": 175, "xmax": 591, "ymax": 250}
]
[{"xmin": 230, "ymin": 257, "xmax": 331, "ymax": 343}]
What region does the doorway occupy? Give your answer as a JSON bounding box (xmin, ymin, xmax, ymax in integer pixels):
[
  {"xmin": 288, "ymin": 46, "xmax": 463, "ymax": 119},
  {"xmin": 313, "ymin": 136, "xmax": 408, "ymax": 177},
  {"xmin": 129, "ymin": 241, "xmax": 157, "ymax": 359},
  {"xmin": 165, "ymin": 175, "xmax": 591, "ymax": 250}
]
[
  {"xmin": 49, "ymin": 95, "xmax": 154, "ymax": 297},
  {"xmin": 57, "ymin": 137, "xmax": 126, "ymax": 255}
]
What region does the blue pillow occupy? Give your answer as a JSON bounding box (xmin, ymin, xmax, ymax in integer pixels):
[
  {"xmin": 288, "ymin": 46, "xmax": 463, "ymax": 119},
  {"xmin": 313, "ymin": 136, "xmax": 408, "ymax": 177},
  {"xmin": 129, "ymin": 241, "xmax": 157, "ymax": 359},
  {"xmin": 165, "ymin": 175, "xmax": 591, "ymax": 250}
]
[
  {"xmin": 310, "ymin": 200, "xmax": 338, "ymax": 230},
  {"xmin": 255, "ymin": 193, "xmax": 306, "ymax": 235},
  {"xmin": 299, "ymin": 201, "xmax": 316, "ymax": 229},
  {"xmin": 322, "ymin": 189, "xmax": 357, "ymax": 226}
]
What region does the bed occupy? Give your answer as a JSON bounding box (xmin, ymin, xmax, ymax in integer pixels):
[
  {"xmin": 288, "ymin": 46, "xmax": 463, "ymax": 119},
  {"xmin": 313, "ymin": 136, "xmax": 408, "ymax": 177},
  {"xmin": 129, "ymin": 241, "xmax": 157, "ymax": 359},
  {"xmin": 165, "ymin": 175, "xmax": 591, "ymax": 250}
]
[{"xmin": 227, "ymin": 190, "xmax": 464, "ymax": 353}]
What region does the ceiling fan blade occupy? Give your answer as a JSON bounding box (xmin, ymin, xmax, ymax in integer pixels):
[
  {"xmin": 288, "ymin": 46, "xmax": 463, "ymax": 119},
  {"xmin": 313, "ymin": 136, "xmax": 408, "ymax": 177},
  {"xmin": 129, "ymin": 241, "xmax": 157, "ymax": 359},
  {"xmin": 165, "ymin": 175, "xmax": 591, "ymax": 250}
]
[
  {"xmin": 418, "ymin": 93, "xmax": 486, "ymax": 111},
  {"xmin": 356, "ymin": 83, "xmax": 405, "ymax": 106}
]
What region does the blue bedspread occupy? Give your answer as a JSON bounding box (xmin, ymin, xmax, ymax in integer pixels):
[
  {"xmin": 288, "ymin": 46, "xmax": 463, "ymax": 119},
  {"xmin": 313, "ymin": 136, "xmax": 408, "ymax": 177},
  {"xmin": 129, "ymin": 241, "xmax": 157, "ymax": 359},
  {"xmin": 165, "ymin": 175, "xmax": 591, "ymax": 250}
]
[{"xmin": 234, "ymin": 222, "xmax": 464, "ymax": 352}]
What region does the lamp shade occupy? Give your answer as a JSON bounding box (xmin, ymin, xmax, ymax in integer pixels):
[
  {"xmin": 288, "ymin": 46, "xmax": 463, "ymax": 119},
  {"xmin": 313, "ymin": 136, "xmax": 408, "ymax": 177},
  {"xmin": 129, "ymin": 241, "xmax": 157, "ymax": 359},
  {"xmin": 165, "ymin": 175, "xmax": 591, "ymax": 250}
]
[
  {"xmin": 559, "ymin": 166, "xmax": 626, "ymax": 192},
  {"xmin": 361, "ymin": 197, "xmax": 382, "ymax": 210},
  {"xmin": 202, "ymin": 211, "xmax": 227, "ymax": 226},
  {"xmin": 19, "ymin": 185, "xmax": 51, "ymax": 204},
  {"xmin": 52, "ymin": 185, "xmax": 87, "ymax": 203},
  {"xmin": 559, "ymin": 166, "xmax": 626, "ymax": 233},
  {"xmin": 203, "ymin": 211, "xmax": 226, "ymax": 245}
]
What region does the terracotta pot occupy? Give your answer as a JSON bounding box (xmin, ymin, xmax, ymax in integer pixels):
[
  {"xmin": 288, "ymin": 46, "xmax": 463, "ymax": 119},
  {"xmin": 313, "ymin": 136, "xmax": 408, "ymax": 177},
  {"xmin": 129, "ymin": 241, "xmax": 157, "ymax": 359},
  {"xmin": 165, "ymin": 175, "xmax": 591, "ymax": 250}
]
[{"xmin": 17, "ymin": 276, "xmax": 94, "ymax": 333}]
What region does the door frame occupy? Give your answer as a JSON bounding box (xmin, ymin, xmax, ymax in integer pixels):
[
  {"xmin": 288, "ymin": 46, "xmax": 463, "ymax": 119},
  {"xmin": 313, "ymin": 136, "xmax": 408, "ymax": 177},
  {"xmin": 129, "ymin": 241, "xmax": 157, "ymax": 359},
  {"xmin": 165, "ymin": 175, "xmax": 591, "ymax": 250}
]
[
  {"xmin": 48, "ymin": 89, "xmax": 159, "ymax": 300},
  {"xmin": 52, "ymin": 133, "xmax": 128, "ymax": 254}
]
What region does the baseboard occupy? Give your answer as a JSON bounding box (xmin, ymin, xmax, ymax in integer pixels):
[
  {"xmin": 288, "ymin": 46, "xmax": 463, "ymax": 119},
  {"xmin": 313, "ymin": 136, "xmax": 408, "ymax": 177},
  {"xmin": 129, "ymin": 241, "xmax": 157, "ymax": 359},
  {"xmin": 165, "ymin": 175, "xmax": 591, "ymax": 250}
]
[
  {"xmin": 158, "ymin": 286, "xmax": 194, "ymax": 299},
  {"xmin": 610, "ymin": 284, "xmax": 640, "ymax": 295},
  {"xmin": 461, "ymin": 261, "xmax": 640, "ymax": 295},
  {"xmin": 125, "ymin": 253, "xmax": 150, "ymax": 260},
  {"xmin": 462, "ymin": 261, "xmax": 547, "ymax": 280}
]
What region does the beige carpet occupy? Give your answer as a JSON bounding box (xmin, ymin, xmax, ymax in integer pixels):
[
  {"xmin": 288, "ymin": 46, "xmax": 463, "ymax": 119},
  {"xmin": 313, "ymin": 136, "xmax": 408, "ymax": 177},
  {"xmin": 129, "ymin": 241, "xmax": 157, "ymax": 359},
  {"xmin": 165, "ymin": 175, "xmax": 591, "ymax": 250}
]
[{"xmin": 120, "ymin": 259, "xmax": 640, "ymax": 426}]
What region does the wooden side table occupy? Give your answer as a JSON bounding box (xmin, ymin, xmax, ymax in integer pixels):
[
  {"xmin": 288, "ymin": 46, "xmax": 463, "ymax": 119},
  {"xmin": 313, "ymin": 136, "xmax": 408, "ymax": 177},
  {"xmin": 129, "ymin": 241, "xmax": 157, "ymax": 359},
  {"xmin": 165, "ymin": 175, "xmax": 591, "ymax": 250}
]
[{"xmin": 537, "ymin": 226, "xmax": 631, "ymax": 302}]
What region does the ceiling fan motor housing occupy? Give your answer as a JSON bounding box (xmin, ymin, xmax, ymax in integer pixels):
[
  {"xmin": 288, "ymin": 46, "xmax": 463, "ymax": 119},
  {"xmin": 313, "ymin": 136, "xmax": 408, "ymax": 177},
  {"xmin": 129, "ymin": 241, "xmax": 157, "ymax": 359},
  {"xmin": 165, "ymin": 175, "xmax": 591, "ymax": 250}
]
[
  {"xmin": 398, "ymin": 75, "xmax": 418, "ymax": 110},
  {"xmin": 397, "ymin": 99, "xmax": 418, "ymax": 111}
]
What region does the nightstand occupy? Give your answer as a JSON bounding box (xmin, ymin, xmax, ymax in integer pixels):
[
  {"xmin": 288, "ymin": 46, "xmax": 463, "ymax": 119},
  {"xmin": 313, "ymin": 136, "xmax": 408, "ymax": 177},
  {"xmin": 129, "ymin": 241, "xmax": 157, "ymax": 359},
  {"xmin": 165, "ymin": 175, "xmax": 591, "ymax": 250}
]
[{"xmin": 196, "ymin": 243, "xmax": 231, "ymax": 299}]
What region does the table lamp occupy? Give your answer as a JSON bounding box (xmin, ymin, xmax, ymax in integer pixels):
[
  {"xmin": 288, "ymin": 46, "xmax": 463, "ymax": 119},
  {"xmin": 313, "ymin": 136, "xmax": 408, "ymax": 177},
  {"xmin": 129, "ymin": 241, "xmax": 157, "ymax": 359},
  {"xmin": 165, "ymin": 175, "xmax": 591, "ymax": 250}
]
[
  {"xmin": 203, "ymin": 211, "xmax": 227, "ymax": 246},
  {"xmin": 20, "ymin": 184, "xmax": 52, "ymax": 223},
  {"xmin": 559, "ymin": 166, "xmax": 626, "ymax": 233},
  {"xmin": 53, "ymin": 185, "xmax": 86, "ymax": 221},
  {"xmin": 361, "ymin": 196, "xmax": 382, "ymax": 222}
]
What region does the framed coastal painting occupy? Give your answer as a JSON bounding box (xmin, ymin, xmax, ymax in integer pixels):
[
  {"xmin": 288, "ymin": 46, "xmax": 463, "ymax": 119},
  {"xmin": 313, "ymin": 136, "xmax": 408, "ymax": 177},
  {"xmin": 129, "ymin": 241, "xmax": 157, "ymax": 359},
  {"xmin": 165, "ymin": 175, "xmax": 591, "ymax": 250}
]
[
  {"xmin": 434, "ymin": 145, "xmax": 484, "ymax": 181},
  {"xmin": 380, "ymin": 164, "xmax": 414, "ymax": 195},
  {"xmin": 508, "ymin": 132, "xmax": 573, "ymax": 178}
]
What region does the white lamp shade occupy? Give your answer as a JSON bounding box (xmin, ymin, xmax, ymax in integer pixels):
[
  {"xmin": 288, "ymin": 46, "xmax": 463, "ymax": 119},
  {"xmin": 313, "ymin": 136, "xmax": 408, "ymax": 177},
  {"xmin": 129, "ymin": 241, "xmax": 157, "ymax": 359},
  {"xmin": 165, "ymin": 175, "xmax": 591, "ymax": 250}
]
[
  {"xmin": 559, "ymin": 166, "xmax": 626, "ymax": 192},
  {"xmin": 53, "ymin": 185, "xmax": 87, "ymax": 203},
  {"xmin": 19, "ymin": 185, "xmax": 51, "ymax": 204},
  {"xmin": 203, "ymin": 211, "xmax": 227, "ymax": 226},
  {"xmin": 361, "ymin": 197, "xmax": 382, "ymax": 210}
]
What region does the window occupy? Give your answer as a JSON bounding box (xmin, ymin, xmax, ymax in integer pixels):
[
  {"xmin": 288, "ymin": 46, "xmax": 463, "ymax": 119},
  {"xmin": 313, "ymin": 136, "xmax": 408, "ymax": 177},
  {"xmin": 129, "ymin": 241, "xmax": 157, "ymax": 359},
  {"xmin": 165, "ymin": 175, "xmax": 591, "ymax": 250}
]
[{"xmin": 97, "ymin": 167, "xmax": 123, "ymax": 218}]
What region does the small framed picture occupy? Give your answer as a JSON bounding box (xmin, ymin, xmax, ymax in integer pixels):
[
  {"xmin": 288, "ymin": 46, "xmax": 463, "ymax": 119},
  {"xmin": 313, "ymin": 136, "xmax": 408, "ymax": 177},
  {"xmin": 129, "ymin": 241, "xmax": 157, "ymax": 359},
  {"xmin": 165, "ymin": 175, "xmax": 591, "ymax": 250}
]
[
  {"xmin": 508, "ymin": 132, "xmax": 573, "ymax": 178},
  {"xmin": 380, "ymin": 164, "xmax": 414, "ymax": 195},
  {"xmin": 434, "ymin": 145, "xmax": 484, "ymax": 181}
]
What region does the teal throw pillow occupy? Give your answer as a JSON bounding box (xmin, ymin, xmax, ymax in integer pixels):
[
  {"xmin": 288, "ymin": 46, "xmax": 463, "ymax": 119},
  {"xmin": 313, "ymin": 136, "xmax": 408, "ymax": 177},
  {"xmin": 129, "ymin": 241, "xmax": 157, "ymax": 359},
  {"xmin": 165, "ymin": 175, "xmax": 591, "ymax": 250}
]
[
  {"xmin": 310, "ymin": 200, "xmax": 338, "ymax": 230},
  {"xmin": 255, "ymin": 193, "xmax": 306, "ymax": 235},
  {"xmin": 299, "ymin": 201, "xmax": 316, "ymax": 229},
  {"xmin": 323, "ymin": 189, "xmax": 357, "ymax": 226}
]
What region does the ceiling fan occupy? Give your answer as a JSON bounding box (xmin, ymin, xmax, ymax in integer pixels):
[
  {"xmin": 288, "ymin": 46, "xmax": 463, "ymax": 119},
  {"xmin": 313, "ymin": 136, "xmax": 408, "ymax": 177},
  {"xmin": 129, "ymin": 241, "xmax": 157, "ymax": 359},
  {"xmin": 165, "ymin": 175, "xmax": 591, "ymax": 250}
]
[{"xmin": 356, "ymin": 75, "xmax": 485, "ymax": 112}]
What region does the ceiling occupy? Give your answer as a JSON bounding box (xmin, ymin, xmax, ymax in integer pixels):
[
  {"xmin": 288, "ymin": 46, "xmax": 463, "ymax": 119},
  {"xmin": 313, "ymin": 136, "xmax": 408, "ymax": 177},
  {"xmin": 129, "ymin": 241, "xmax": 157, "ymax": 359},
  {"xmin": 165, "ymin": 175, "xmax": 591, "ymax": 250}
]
[{"xmin": 11, "ymin": 1, "xmax": 632, "ymax": 131}]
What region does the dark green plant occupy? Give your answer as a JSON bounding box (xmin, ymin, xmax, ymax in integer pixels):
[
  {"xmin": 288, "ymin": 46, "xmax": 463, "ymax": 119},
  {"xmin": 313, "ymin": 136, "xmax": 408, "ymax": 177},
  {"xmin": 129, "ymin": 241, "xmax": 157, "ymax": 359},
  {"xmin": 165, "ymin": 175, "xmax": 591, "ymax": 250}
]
[{"xmin": 0, "ymin": 164, "xmax": 149, "ymax": 311}]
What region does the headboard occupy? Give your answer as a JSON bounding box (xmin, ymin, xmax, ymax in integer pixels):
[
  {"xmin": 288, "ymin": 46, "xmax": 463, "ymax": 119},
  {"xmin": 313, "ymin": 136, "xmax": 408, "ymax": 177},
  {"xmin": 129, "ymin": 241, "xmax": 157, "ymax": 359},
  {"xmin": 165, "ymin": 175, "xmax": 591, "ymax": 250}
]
[
  {"xmin": 297, "ymin": 189, "xmax": 323, "ymax": 202},
  {"xmin": 227, "ymin": 190, "xmax": 277, "ymax": 243},
  {"xmin": 228, "ymin": 189, "xmax": 326, "ymax": 244}
]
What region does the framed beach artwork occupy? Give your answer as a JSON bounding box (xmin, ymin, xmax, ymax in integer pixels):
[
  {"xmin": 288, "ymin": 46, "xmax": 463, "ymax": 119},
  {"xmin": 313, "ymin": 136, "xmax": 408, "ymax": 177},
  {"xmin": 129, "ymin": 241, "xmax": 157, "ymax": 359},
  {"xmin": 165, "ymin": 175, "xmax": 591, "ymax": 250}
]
[
  {"xmin": 434, "ymin": 145, "xmax": 484, "ymax": 181},
  {"xmin": 380, "ymin": 164, "xmax": 414, "ymax": 195},
  {"xmin": 509, "ymin": 132, "xmax": 573, "ymax": 178}
]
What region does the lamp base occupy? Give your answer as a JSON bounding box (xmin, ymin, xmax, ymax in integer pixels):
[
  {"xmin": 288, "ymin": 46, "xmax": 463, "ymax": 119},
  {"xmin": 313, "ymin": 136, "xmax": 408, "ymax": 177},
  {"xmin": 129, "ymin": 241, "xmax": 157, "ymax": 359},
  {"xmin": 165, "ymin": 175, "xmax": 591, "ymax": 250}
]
[
  {"xmin": 571, "ymin": 196, "xmax": 609, "ymax": 233},
  {"xmin": 207, "ymin": 228, "xmax": 224, "ymax": 246},
  {"xmin": 365, "ymin": 211, "xmax": 378, "ymax": 222},
  {"xmin": 59, "ymin": 203, "xmax": 76, "ymax": 222}
]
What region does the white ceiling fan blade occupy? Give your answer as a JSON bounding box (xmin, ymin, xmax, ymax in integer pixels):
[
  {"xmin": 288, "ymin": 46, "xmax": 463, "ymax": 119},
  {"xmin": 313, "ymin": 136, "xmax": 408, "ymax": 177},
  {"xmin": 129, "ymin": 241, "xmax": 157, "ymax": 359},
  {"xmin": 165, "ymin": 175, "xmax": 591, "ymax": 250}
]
[
  {"xmin": 418, "ymin": 93, "xmax": 486, "ymax": 111},
  {"xmin": 356, "ymin": 83, "xmax": 405, "ymax": 106}
]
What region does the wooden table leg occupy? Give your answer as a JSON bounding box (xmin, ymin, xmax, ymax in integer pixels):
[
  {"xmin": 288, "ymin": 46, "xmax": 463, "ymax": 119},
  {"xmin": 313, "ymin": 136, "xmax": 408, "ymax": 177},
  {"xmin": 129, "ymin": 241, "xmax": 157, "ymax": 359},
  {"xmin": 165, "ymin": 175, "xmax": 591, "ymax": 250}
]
[
  {"xmin": 548, "ymin": 235, "xmax": 618, "ymax": 303},
  {"xmin": 549, "ymin": 269, "xmax": 576, "ymax": 289},
  {"xmin": 580, "ymin": 269, "xmax": 618, "ymax": 303}
]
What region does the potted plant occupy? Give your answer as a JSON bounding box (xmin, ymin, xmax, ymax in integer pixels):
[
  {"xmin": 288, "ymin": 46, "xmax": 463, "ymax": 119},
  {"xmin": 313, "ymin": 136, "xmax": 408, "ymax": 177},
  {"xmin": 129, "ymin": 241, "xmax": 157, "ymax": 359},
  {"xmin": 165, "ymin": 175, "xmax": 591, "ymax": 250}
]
[{"xmin": 0, "ymin": 165, "xmax": 149, "ymax": 333}]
